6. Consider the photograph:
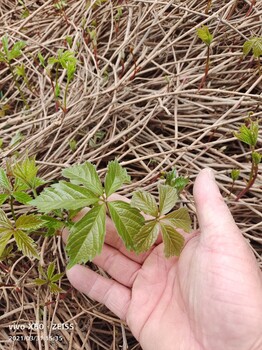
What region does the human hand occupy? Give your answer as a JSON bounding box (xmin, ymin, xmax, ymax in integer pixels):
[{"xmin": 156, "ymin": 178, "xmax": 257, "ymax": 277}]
[{"xmin": 63, "ymin": 168, "xmax": 262, "ymax": 350}]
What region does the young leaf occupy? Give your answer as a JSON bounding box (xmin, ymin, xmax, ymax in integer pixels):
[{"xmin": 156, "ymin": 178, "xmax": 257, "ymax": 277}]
[
  {"xmin": 0, "ymin": 209, "xmax": 13, "ymax": 229},
  {"xmin": 163, "ymin": 207, "xmax": 191, "ymax": 233},
  {"xmin": 47, "ymin": 261, "xmax": 56, "ymax": 280},
  {"xmin": 12, "ymin": 156, "xmax": 38, "ymax": 187},
  {"xmin": 230, "ymin": 169, "xmax": 240, "ymax": 181},
  {"xmin": 131, "ymin": 190, "xmax": 158, "ymax": 217},
  {"xmin": 196, "ymin": 26, "xmax": 213, "ymax": 46},
  {"xmin": 12, "ymin": 191, "xmax": 32, "ymax": 204},
  {"xmin": 133, "ymin": 221, "xmax": 159, "ymax": 253},
  {"xmin": 30, "ymin": 181, "xmax": 99, "ymax": 213},
  {"xmin": 62, "ymin": 161, "xmax": 103, "ymax": 196},
  {"xmin": 160, "ymin": 222, "xmax": 185, "ymax": 257},
  {"xmin": 16, "ymin": 214, "xmax": 46, "ymax": 231},
  {"xmin": 252, "ymin": 152, "xmax": 261, "ymax": 165},
  {"xmin": 34, "ymin": 278, "xmax": 47, "ymax": 286},
  {"xmin": 49, "ymin": 283, "xmax": 64, "ymax": 294},
  {"xmin": 50, "ymin": 272, "xmax": 64, "ymax": 282},
  {"xmin": 0, "ymin": 168, "xmax": 12, "ymax": 192},
  {"xmin": 13, "ymin": 229, "xmax": 39, "ymax": 258},
  {"xmin": 40, "ymin": 215, "xmax": 64, "ymax": 230},
  {"xmin": 8, "ymin": 41, "xmax": 26, "ymax": 61},
  {"xmin": 108, "ymin": 201, "xmax": 145, "ymax": 250},
  {"xmin": 104, "ymin": 160, "xmax": 131, "ymax": 197},
  {"xmin": 243, "ymin": 37, "xmax": 262, "ymax": 58},
  {"xmin": 38, "ymin": 52, "xmax": 46, "ymax": 67},
  {"xmin": 159, "ymin": 184, "xmax": 178, "ymax": 215},
  {"xmin": 234, "ymin": 121, "xmax": 258, "ymax": 147},
  {"xmin": 66, "ymin": 204, "xmax": 106, "ymax": 269},
  {"xmin": 0, "ymin": 230, "xmax": 13, "ymax": 257}
]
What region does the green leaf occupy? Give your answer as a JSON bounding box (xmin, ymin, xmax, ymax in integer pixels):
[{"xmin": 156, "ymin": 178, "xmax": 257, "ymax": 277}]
[
  {"xmin": 50, "ymin": 272, "xmax": 64, "ymax": 282},
  {"xmin": 49, "ymin": 283, "xmax": 64, "ymax": 294},
  {"xmin": 62, "ymin": 161, "xmax": 103, "ymax": 196},
  {"xmin": 0, "ymin": 243, "xmax": 14, "ymax": 261},
  {"xmin": 16, "ymin": 214, "xmax": 46, "ymax": 231},
  {"xmin": 66, "ymin": 204, "xmax": 106, "ymax": 269},
  {"xmin": 34, "ymin": 278, "xmax": 47, "ymax": 286},
  {"xmin": 159, "ymin": 184, "xmax": 178, "ymax": 215},
  {"xmin": 133, "ymin": 221, "xmax": 159, "ymax": 253},
  {"xmin": 160, "ymin": 222, "xmax": 185, "ymax": 257},
  {"xmin": 15, "ymin": 64, "xmax": 25, "ymax": 77},
  {"xmin": 47, "ymin": 261, "xmax": 55, "ymax": 280},
  {"xmin": 234, "ymin": 121, "xmax": 258, "ymax": 147},
  {"xmin": 12, "ymin": 156, "xmax": 38, "ymax": 187},
  {"xmin": 0, "ymin": 209, "xmax": 13, "ymax": 229},
  {"xmin": 230, "ymin": 169, "xmax": 240, "ymax": 181},
  {"xmin": 163, "ymin": 207, "xmax": 191, "ymax": 233},
  {"xmin": 38, "ymin": 52, "xmax": 46, "ymax": 67},
  {"xmin": 252, "ymin": 151, "xmax": 261, "ymax": 165},
  {"xmin": 13, "ymin": 191, "xmax": 32, "ymax": 204},
  {"xmin": 0, "ymin": 194, "xmax": 9, "ymax": 205},
  {"xmin": 104, "ymin": 160, "xmax": 131, "ymax": 197},
  {"xmin": 131, "ymin": 190, "xmax": 158, "ymax": 217},
  {"xmin": 13, "ymin": 229, "xmax": 39, "ymax": 258},
  {"xmin": 55, "ymin": 83, "xmax": 60, "ymax": 98},
  {"xmin": 2, "ymin": 35, "xmax": 9, "ymax": 57},
  {"xmin": 108, "ymin": 201, "xmax": 145, "ymax": 250},
  {"xmin": 9, "ymin": 131, "xmax": 23, "ymax": 147},
  {"xmin": 196, "ymin": 26, "xmax": 213, "ymax": 46},
  {"xmin": 30, "ymin": 181, "xmax": 99, "ymax": 213},
  {"xmin": 0, "ymin": 168, "xmax": 12, "ymax": 191},
  {"xmin": 8, "ymin": 41, "xmax": 26, "ymax": 61},
  {"xmin": 243, "ymin": 37, "xmax": 262, "ymax": 58},
  {"xmin": 0, "ymin": 230, "xmax": 13, "ymax": 257},
  {"xmin": 40, "ymin": 215, "xmax": 64, "ymax": 229}
]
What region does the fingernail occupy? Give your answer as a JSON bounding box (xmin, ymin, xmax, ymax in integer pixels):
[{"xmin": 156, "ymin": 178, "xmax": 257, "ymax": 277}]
[{"xmin": 205, "ymin": 168, "xmax": 215, "ymax": 181}]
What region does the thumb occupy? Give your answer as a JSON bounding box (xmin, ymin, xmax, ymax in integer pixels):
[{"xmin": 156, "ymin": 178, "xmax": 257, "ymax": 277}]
[{"xmin": 193, "ymin": 168, "xmax": 241, "ymax": 242}]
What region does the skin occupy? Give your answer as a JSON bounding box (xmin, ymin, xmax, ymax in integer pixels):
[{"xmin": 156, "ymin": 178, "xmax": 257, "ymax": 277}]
[{"xmin": 63, "ymin": 168, "xmax": 262, "ymax": 350}]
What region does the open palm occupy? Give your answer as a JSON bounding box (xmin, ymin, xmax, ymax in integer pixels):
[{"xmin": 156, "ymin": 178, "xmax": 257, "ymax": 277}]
[{"xmin": 65, "ymin": 169, "xmax": 262, "ymax": 350}]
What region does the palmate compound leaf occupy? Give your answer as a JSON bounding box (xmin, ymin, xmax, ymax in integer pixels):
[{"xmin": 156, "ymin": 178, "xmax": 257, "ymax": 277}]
[
  {"xmin": 30, "ymin": 181, "xmax": 99, "ymax": 213},
  {"xmin": 160, "ymin": 222, "xmax": 185, "ymax": 257},
  {"xmin": 234, "ymin": 121, "xmax": 258, "ymax": 147},
  {"xmin": 163, "ymin": 207, "xmax": 191, "ymax": 233},
  {"xmin": 159, "ymin": 184, "xmax": 178, "ymax": 215},
  {"xmin": 133, "ymin": 221, "xmax": 159, "ymax": 253},
  {"xmin": 104, "ymin": 160, "xmax": 131, "ymax": 197},
  {"xmin": 243, "ymin": 37, "xmax": 262, "ymax": 58},
  {"xmin": 66, "ymin": 204, "xmax": 106, "ymax": 269},
  {"xmin": 62, "ymin": 161, "xmax": 103, "ymax": 196},
  {"xmin": 13, "ymin": 229, "xmax": 39, "ymax": 259},
  {"xmin": 131, "ymin": 190, "xmax": 158, "ymax": 216},
  {"xmin": 108, "ymin": 201, "xmax": 145, "ymax": 251},
  {"xmin": 15, "ymin": 214, "xmax": 46, "ymax": 231}
]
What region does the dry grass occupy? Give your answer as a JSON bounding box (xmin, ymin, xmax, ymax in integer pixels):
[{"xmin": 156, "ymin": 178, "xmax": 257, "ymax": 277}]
[{"xmin": 0, "ymin": 0, "xmax": 261, "ymax": 349}]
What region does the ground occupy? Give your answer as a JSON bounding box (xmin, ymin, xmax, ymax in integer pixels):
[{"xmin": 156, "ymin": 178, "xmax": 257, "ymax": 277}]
[{"xmin": 0, "ymin": 0, "xmax": 261, "ymax": 349}]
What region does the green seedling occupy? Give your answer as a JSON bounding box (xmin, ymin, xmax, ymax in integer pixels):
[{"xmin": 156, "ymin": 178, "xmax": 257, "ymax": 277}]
[
  {"xmin": 65, "ymin": 36, "xmax": 73, "ymax": 48},
  {"xmin": 53, "ymin": 0, "xmax": 69, "ymax": 24},
  {"xmin": 15, "ymin": 64, "xmax": 38, "ymax": 97},
  {"xmin": 205, "ymin": 0, "xmax": 212, "ymax": 14},
  {"xmin": 86, "ymin": 25, "xmax": 98, "ymax": 64},
  {"xmin": 228, "ymin": 169, "xmax": 240, "ymax": 197},
  {"xmin": 30, "ymin": 160, "xmax": 191, "ymax": 269},
  {"xmin": 234, "ymin": 118, "xmax": 261, "ymax": 200},
  {"xmin": 115, "ymin": 6, "xmax": 123, "ymax": 35},
  {"xmin": 69, "ymin": 139, "xmax": 77, "ymax": 152},
  {"xmin": 196, "ymin": 26, "xmax": 213, "ymax": 90},
  {"xmin": 89, "ymin": 130, "xmax": 105, "ymax": 148},
  {"xmin": 17, "ymin": 0, "xmax": 30, "ymax": 18},
  {"xmin": 34, "ymin": 261, "xmax": 64, "ymax": 293},
  {"xmin": 0, "ymin": 104, "xmax": 10, "ymax": 118},
  {"xmin": 86, "ymin": 0, "xmax": 107, "ymax": 10},
  {"xmin": 48, "ymin": 49, "xmax": 77, "ymax": 113},
  {"xmin": 9, "ymin": 131, "xmax": 24, "ymax": 147},
  {"xmin": 243, "ymin": 37, "xmax": 262, "ymax": 75},
  {"xmin": 0, "ymin": 35, "xmax": 28, "ymax": 108}
]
